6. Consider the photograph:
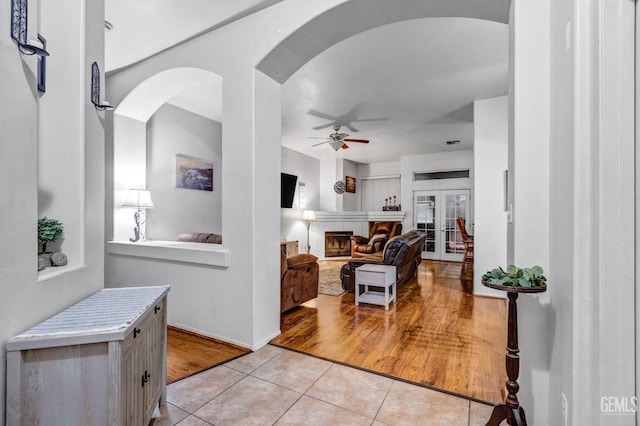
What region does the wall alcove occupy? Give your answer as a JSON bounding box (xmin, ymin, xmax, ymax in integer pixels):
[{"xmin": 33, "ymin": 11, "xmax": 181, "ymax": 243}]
[{"xmin": 109, "ymin": 67, "xmax": 227, "ymax": 266}]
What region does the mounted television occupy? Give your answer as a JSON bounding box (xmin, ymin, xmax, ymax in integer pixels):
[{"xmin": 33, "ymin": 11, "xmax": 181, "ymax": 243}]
[{"xmin": 281, "ymin": 173, "xmax": 298, "ymax": 208}]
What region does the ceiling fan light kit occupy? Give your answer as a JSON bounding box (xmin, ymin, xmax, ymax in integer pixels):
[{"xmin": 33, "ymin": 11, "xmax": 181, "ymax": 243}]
[{"xmin": 310, "ymin": 125, "xmax": 370, "ymax": 151}]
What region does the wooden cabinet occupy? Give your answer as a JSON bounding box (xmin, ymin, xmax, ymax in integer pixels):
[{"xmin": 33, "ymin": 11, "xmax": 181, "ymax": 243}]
[
  {"xmin": 280, "ymin": 240, "xmax": 299, "ymax": 257},
  {"xmin": 6, "ymin": 286, "xmax": 170, "ymax": 426}
]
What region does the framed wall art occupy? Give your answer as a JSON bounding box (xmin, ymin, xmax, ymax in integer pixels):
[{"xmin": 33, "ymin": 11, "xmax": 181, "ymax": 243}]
[
  {"xmin": 345, "ymin": 176, "xmax": 356, "ymax": 193},
  {"xmin": 175, "ymin": 154, "xmax": 213, "ymax": 191}
]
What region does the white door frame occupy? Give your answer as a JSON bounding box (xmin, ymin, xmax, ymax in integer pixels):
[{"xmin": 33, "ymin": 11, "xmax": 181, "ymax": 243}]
[
  {"xmin": 572, "ymin": 0, "xmax": 636, "ymax": 423},
  {"xmin": 414, "ymin": 189, "xmax": 469, "ymax": 262}
]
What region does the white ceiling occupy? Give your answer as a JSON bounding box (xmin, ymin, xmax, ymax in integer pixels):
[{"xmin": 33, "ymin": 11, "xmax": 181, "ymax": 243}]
[
  {"xmin": 104, "ymin": 0, "xmax": 283, "ymax": 72},
  {"xmin": 106, "ymin": 3, "xmax": 509, "ymax": 165},
  {"xmin": 281, "ymin": 17, "xmax": 509, "ymax": 164}
]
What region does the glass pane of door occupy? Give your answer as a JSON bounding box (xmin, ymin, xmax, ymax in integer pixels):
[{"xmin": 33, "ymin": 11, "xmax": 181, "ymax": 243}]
[
  {"xmin": 414, "ymin": 192, "xmax": 438, "ymax": 258},
  {"xmin": 415, "ymin": 190, "xmax": 469, "ymax": 261},
  {"xmin": 440, "ymin": 191, "xmax": 469, "ymax": 261}
]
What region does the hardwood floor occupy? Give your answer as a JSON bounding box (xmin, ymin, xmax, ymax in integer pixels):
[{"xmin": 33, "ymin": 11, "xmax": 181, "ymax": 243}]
[
  {"xmin": 271, "ymin": 260, "xmax": 507, "ymax": 403},
  {"xmin": 166, "ymin": 326, "xmax": 250, "ymax": 384}
]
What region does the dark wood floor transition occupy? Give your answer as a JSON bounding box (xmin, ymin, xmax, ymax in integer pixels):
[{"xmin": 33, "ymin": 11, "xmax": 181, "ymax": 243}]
[{"xmin": 166, "ymin": 326, "xmax": 249, "ymax": 384}]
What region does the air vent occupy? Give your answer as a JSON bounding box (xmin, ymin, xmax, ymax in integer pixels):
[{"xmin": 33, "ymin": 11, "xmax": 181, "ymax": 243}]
[{"xmin": 414, "ymin": 170, "xmax": 470, "ymax": 181}]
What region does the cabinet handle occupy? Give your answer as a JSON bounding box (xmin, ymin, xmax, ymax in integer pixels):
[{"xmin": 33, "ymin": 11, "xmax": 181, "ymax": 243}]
[
  {"xmin": 155, "ymin": 305, "xmax": 161, "ymax": 314},
  {"xmin": 141, "ymin": 370, "xmax": 150, "ymax": 387},
  {"xmin": 133, "ymin": 327, "xmax": 141, "ymax": 338}
]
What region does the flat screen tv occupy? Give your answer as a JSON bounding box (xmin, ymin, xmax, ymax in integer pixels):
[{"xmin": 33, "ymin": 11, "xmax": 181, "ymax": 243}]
[{"xmin": 281, "ymin": 173, "xmax": 298, "ymax": 208}]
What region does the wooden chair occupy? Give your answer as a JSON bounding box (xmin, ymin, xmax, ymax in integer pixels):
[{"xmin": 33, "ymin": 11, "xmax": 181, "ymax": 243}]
[{"xmin": 456, "ymin": 217, "xmax": 474, "ymax": 268}]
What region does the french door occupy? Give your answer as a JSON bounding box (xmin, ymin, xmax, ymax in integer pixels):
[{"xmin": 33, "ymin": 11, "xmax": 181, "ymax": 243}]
[{"xmin": 414, "ymin": 190, "xmax": 469, "ymax": 261}]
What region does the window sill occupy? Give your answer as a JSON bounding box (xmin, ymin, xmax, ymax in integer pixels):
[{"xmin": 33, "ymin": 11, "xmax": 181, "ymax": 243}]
[
  {"xmin": 38, "ymin": 264, "xmax": 86, "ymax": 282},
  {"xmin": 106, "ymin": 241, "xmax": 230, "ymax": 267}
]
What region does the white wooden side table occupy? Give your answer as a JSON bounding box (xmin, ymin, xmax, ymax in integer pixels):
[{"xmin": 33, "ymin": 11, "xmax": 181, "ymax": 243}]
[{"xmin": 355, "ymin": 264, "xmax": 397, "ymax": 310}]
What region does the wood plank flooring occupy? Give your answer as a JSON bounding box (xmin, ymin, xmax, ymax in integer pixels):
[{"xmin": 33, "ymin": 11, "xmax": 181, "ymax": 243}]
[
  {"xmin": 271, "ymin": 261, "xmax": 507, "ymax": 403},
  {"xmin": 166, "ymin": 326, "xmax": 250, "ymax": 384}
]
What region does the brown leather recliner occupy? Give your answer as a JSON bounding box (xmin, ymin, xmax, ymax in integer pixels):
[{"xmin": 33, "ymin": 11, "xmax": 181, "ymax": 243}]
[
  {"xmin": 350, "ymin": 221, "xmax": 402, "ymax": 258},
  {"xmin": 177, "ymin": 232, "xmax": 222, "ymax": 244},
  {"xmin": 281, "ymin": 251, "xmax": 319, "ymax": 313},
  {"xmin": 341, "ymin": 230, "xmax": 425, "ymax": 293}
]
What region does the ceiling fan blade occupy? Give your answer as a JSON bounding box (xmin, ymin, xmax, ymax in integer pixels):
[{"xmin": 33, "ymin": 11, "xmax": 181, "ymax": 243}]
[
  {"xmin": 311, "ymin": 140, "xmax": 331, "ymax": 147},
  {"xmin": 352, "ymin": 117, "xmax": 388, "ymax": 122},
  {"xmin": 341, "ymin": 143, "xmax": 349, "ymax": 149},
  {"xmin": 308, "ymin": 136, "xmax": 329, "ymax": 139},
  {"xmin": 312, "ymin": 122, "xmax": 336, "ymax": 130},
  {"xmin": 342, "ymin": 138, "xmax": 369, "ymax": 143},
  {"xmin": 307, "ymin": 109, "xmax": 338, "ymax": 120}
]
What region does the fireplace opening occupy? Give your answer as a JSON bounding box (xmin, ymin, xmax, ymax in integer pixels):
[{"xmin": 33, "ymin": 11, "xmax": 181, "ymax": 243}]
[{"xmin": 324, "ymin": 231, "xmax": 353, "ymax": 257}]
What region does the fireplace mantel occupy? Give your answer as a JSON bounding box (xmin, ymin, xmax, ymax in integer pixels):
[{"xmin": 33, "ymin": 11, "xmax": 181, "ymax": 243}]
[
  {"xmin": 314, "ymin": 211, "xmax": 405, "ymax": 222},
  {"xmin": 280, "ymin": 210, "xmax": 405, "ymax": 260}
]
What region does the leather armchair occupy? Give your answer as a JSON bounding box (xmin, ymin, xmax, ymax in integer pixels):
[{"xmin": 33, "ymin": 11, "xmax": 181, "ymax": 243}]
[
  {"xmin": 281, "ymin": 251, "xmax": 319, "ymax": 313},
  {"xmin": 341, "ymin": 230, "xmax": 425, "ymax": 293},
  {"xmin": 350, "ymin": 221, "xmax": 402, "ymax": 258},
  {"xmin": 177, "ymin": 232, "xmax": 222, "ymax": 244}
]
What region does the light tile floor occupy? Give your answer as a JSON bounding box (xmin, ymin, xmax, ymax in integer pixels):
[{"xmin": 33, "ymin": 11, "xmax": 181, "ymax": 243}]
[{"xmin": 153, "ymin": 345, "xmax": 496, "ymax": 426}]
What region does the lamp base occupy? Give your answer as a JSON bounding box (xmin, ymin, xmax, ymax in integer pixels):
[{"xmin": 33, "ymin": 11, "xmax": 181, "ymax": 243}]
[{"xmin": 129, "ymin": 209, "xmax": 146, "ymax": 242}]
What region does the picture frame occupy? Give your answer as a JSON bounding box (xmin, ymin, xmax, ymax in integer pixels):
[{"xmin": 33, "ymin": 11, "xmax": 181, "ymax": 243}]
[
  {"xmin": 345, "ymin": 176, "xmax": 356, "ymax": 193},
  {"xmin": 175, "ymin": 154, "xmax": 213, "ymax": 191}
]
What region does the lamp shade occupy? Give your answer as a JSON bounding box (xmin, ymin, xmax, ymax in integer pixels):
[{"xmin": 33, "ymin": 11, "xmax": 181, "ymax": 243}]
[
  {"xmin": 302, "ymin": 210, "xmax": 316, "ymax": 221},
  {"xmin": 122, "ymin": 189, "xmax": 155, "ymax": 208}
]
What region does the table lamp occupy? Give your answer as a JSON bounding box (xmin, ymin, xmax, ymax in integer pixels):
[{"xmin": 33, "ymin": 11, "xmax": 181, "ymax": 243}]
[{"xmin": 122, "ymin": 189, "xmax": 155, "ymax": 242}]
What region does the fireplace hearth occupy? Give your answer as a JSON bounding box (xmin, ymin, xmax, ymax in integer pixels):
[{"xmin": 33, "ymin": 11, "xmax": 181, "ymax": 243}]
[{"xmin": 325, "ymin": 231, "xmax": 353, "ymax": 257}]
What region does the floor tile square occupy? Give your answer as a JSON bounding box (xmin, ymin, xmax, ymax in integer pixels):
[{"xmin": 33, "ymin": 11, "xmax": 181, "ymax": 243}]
[
  {"xmin": 306, "ymin": 364, "xmax": 393, "ymax": 418},
  {"xmin": 251, "ymin": 349, "xmax": 332, "ymax": 393},
  {"xmin": 167, "ymin": 365, "xmax": 245, "ymax": 412},
  {"xmin": 469, "ymin": 401, "xmax": 499, "ymax": 426},
  {"xmin": 175, "ymin": 416, "xmax": 213, "ymax": 425},
  {"xmin": 225, "ymin": 344, "xmax": 283, "ymax": 373},
  {"xmin": 152, "ymin": 403, "xmax": 190, "ymax": 426},
  {"xmin": 375, "ymin": 381, "xmax": 469, "ymax": 425},
  {"xmin": 275, "ymin": 395, "xmax": 373, "ymax": 425},
  {"xmin": 194, "ymin": 375, "xmax": 301, "ymax": 425}
]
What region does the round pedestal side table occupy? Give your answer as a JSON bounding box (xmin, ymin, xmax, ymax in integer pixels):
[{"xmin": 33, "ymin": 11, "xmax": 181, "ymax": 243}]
[{"xmin": 482, "ymin": 281, "xmax": 547, "ymax": 426}]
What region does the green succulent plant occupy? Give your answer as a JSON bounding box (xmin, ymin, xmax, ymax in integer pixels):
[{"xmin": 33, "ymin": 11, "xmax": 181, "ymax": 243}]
[
  {"xmin": 38, "ymin": 217, "xmax": 64, "ymax": 246},
  {"xmin": 482, "ymin": 265, "xmax": 547, "ymax": 288}
]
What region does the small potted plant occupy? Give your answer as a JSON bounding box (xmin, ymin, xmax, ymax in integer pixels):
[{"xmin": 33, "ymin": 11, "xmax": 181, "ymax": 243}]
[
  {"xmin": 481, "ymin": 264, "xmax": 547, "ymax": 292},
  {"xmin": 38, "ymin": 217, "xmax": 64, "ymax": 253}
]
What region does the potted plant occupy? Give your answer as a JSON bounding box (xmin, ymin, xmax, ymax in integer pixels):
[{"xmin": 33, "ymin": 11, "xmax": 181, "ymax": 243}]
[
  {"xmin": 38, "ymin": 217, "xmax": 64, "ymax": 253},
  {"xmin": 481, "ymin": 264, "xmax": 547, "ymax": 290}
]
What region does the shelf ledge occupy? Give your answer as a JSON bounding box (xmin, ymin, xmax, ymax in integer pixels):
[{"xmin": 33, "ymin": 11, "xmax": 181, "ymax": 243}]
[{"xmin": 107, "ymin": 241, "xmax": 230, "ymax": 267}]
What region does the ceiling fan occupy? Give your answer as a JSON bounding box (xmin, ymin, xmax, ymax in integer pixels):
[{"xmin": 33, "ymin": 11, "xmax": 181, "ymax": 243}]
[
  {"xmin": 310, "ymin": 125, "xmax": 370, "ymax": 151},
  {"xmin": 307, "ymin": 104, "xmax": 387, "ymax": 132}
]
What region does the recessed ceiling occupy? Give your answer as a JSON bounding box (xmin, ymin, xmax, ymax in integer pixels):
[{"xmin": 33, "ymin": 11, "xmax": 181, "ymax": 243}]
[{"xmin": 281, "ymin": 17, "xmax": 509, "ymax": 164}]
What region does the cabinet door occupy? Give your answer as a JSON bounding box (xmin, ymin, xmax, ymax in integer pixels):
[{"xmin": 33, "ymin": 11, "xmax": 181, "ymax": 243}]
[
  {"xmin": 122, "ymin": 337, "xmax": 144, "ymax": 426},
  {"xmin": 142, "ymin": 304, "xmax": 165, "ymax": 421}
]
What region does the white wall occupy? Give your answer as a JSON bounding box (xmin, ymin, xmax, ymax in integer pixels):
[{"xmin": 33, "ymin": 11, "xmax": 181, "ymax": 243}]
[
  {"xmin": 0, "ymin": 0, "xmax": 105, "ymax": 420},
  {"xmin": 547, "ymin": 1, "xmax": 575, "ymax": 423},
  {"xmin": 146, "ymin": 103, "xmax": 222, "ymax": 240},
  {"xmin": 342, "ymin": 159, "xmax": 360, "ymax": 211},
  {"xmin": 281, "ymin": 146, "xmax": 320, "ymax": 210},
  {"xmin": 510, "ymin": 0, "xmax": 550, "ymax": 423},
  {"xmin": 281, "ymin": 147, "xmax": 320, "ymax": 245},
  {"xmin": 473, "ymin": 96, "xmax": 508, "ymax": 296},
  {"xmin": 319, "ymin": 158, "xmax": 339, "ymax": 211},
  {"xmin": 358, "ymin": 160, "xmax": 401, "ymax": 178},
  {"xmin": 400, "ymin": 151, "xmax": 473, "ymax": 232}
]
